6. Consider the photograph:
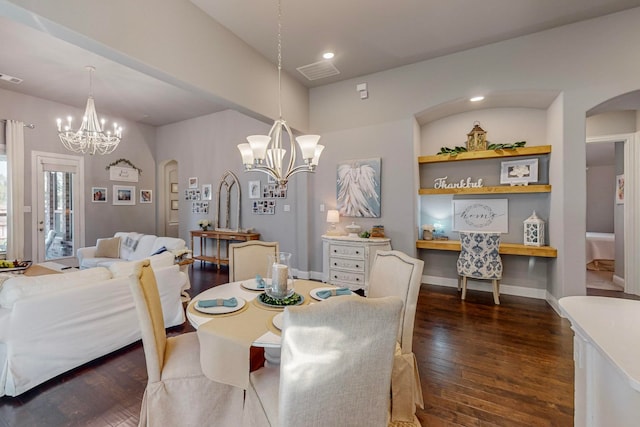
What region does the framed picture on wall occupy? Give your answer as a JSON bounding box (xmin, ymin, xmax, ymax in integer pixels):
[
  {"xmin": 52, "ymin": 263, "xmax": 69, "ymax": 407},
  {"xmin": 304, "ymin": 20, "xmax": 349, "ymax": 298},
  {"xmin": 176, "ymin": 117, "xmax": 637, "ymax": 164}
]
[
  {"xmin": 616, "ymin": 174, "xmax": 624, "ymax": 204},
  {"xmin": 188, "ymin": 177, "xmax": 198, "ymax": 189},
  {"xmin": 202, "ymin": 184, "xmax": 212, "ymax": 200},
  {"xmin": 140, "ymin": 189, "xmax": 152, "ymax": 204},
  {"xmin": 91, "ymin": 187, "xmax": 107, "ymax": 203},
  {"xmin": 336, "ymin": 158, "xmax": 381, "ymax": 217},
  {"xmin": 248, "ymin": 180, "xmax": 261, "ymax": 199},
  {"xmin": 452, "ymin": 199, "xmax": 508, "ymax": 233},
  {"xmin": 113, "ymin": 185, "xmax": 136, "ymax": 206}
]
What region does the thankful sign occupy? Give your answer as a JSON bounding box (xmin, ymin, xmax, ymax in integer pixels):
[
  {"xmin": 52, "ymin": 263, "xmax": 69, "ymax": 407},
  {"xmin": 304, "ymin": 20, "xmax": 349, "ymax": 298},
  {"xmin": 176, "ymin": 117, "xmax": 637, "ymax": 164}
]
[{"xmin": 434, "ymin": 176, "xmax": 484, "ymax": 189}]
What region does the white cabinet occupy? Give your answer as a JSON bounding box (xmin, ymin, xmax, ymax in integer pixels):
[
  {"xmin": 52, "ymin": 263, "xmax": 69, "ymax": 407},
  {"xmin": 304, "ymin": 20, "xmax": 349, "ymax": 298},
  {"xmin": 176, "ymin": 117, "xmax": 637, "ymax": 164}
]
[{"xmin": 322, "ymin": 235, "xmax": 391, "ymax": 294}]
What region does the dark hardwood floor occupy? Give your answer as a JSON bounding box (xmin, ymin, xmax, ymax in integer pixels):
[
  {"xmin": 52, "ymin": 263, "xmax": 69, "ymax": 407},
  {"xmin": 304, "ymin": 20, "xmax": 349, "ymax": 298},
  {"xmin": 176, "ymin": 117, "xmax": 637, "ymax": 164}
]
[{"xmin": 2, "ymin": 264, "xmax": 628, "ymax": 426}]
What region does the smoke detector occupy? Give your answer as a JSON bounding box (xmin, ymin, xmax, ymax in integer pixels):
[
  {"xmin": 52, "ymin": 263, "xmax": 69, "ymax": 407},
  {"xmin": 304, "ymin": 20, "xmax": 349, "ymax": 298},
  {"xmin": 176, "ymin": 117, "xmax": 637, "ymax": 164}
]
[{"xmin": 0, "ymin": 73, "xmax": 23, "ymax": 84}]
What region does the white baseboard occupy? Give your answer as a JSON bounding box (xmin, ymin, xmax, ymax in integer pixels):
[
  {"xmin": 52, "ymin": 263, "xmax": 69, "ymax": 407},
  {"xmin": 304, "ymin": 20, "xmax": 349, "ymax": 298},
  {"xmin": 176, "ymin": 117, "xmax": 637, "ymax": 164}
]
[
  {"xmin": 422, "ymin": 275, "xmax": 547, "ymax": 300},
  {"xmin": 613, "ymin": 274, "xmax": 625, "ymax": 288}
]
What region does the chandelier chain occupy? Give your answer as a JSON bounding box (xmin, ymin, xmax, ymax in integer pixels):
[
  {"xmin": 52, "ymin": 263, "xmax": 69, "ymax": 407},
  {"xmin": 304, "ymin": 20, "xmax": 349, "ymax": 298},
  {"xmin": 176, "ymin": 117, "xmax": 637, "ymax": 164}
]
[{"xmin": 277, "ymin": 0, "xmax": 282, "ymax": 119}]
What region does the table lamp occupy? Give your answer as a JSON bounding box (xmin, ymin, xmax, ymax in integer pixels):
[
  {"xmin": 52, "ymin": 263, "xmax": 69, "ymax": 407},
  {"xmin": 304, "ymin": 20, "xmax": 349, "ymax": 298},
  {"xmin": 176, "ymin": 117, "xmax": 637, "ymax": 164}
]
[{"xmin": 326, "ymin": 210, "xmax": 341, "ymax": 235}]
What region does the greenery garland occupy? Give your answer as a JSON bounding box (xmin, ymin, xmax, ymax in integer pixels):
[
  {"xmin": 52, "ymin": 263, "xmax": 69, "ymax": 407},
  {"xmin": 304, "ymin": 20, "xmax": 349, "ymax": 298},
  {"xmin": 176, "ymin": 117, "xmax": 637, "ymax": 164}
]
[
  {"xmin": 436, "ymin": 141, "xmax": 526, "ymax": 156},
  {"xmin": 105, "ymin": 158, "xmax": 142, "ymax": 175}
]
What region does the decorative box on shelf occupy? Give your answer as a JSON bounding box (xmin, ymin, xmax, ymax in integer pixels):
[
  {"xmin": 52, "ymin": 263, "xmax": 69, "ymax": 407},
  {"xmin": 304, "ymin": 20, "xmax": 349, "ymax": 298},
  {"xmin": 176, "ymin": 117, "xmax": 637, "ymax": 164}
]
[
  {"xmin": 524, "ymin": 211, "xmax": 545, "ymax": 247},
  {"xmin": 321, "ymin": 235, "xmax": 391, "ymax": 295}
]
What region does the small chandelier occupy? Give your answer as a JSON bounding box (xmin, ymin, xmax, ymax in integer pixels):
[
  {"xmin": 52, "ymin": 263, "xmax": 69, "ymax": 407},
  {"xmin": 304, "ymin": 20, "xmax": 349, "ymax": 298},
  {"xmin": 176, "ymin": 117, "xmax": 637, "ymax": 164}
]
[
  {"xmin": 237, "ymin": 0, "xmax": 323, "ymax": 187},
  {"xmin": 56, "ymin": 66, "xmax": 122, "ymax": 155}
]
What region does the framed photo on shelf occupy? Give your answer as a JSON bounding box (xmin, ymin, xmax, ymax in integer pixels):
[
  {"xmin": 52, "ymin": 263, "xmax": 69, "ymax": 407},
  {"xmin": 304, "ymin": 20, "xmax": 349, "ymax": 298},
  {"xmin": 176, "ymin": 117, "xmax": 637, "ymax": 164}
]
[
  {"xmin": 500, "ymin": 159, "xmax": 538, "ymax": 185},
  {"xmin": 140, "ymin": 189, "xmax": 152, "ymax": 204},
  {"xmin": 113, "ymin": 185, "xmax": 136, "ymax": 206},
  {"xmin": 91, "ymin": 187, "xmax": 107, "ymax": 203}
]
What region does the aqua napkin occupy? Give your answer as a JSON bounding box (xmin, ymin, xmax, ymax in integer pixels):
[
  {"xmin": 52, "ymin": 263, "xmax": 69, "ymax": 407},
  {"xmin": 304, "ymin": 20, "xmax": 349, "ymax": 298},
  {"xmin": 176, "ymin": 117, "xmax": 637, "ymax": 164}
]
[
  {"xmin": 255, "ymin": 274, "xmax": 266, "ymax": 289},
  {"xmin": 316, "ymin": 288, "xmax": 351, "ymax": 299},
  {"xmin": 197, "ymin": 297, "xmax": 238, "ymax": 308}
]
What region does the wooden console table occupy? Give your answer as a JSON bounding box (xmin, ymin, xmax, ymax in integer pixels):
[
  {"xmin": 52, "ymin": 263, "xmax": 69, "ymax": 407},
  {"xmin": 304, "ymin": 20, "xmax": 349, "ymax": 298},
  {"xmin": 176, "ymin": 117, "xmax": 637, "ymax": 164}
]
[{"xmin": 190, "ymin": 230, "xmax": 260, "ymax": 269}]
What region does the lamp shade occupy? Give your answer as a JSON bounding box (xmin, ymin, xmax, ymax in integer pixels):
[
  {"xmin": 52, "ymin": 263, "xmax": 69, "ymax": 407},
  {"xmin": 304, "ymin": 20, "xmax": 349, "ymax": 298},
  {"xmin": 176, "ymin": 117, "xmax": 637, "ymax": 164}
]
[
  {"xmin": 326, "ymin": 209, "xmax": 340, "ymax": 224},
  {"xmin": 247, "ymin": 135, "xmax": 271, "ymax": 161},
  {"xmin": 311, "ymin": 144, "xmax": 325, "ymax": 166},
  {"xmin": 296, "ymin": 135, "xmax": 321, "ymax": 160},
  {"xmin": 237, "ymin": 143, "xmax": 254, "ymax": 165}
]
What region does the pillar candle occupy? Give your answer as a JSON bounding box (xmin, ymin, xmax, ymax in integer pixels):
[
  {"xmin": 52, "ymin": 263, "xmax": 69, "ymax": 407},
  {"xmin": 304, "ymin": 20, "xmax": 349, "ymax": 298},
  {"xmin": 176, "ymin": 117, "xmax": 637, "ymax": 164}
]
[{"xmin": 272, "ymin": 263, "xmax": 289, "ymax": 296}]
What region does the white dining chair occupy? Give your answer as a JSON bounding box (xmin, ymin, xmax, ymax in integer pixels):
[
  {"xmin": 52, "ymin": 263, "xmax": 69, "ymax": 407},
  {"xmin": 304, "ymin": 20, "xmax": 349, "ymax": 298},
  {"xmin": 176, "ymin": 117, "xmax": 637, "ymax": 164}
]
[
  {"xmin": 457, "ymin": 231, "xmax": 503, "ymax": 304},
  {"xmin": 242, "ymin": 295, "xmax": 403, "ymax": 427},
  {"xmin": 128, "ymin": 260, "xmax": 244, "ymax": 427},
  {"xmin": 368, "ymin": 250, "xmax": 425, "ymax": 425},
  {"xmin": 229, "ymin": 240, "xmax": 279, "ymax": 282}
]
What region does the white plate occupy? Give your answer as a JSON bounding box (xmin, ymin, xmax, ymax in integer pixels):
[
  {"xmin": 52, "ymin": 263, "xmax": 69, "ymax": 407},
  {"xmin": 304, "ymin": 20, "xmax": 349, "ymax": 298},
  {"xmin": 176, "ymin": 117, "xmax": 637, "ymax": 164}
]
[
  {"xmin": 310, "ymin": 287, "xmax": 353, "ymax": 301},
  {"xmin": 240, "ymin": 278, "xmax": 271, "ymax": 291},
  {"xmin": 272, "ymin": 312, "xmax": 284, "ymax": 330},
  {"xmin": 194, "ymin": 297, "xmax": 246, "ymax": 314}
]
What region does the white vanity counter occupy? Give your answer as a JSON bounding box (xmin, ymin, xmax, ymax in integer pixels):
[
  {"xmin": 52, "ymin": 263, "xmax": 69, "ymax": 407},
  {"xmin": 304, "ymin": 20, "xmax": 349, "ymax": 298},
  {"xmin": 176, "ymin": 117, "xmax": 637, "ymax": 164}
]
[{"xmin": 559, "ymin": 296, "xmax": 640, "ymax": 427}]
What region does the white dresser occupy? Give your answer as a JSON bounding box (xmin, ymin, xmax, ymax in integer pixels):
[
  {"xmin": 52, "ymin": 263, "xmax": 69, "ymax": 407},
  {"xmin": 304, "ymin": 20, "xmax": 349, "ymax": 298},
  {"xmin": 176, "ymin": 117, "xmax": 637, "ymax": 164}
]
[{"xmin": 322, "ymin": 235, "xmax": 391, "ymax": 294}]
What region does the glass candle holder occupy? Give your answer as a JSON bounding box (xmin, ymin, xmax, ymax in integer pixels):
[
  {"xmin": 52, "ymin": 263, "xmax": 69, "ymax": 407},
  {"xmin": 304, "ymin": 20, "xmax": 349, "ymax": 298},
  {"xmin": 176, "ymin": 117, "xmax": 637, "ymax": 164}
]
[{"xmin": 266, "ymin": 252, "xmax": 294, "ymax": 299}]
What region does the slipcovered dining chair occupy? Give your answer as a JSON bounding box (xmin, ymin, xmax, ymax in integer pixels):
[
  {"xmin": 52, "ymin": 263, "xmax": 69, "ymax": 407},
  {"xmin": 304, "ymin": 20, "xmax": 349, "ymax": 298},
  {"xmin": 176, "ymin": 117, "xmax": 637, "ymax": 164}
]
[
  {"xmin": 368, "ymin": 250, "xmax": 425, "ymax": 425},
  {"xmin": 229, "ymin": 240, "xmax": 279, "ymax": 282},
  {"xmin": 128, "ymin": 260, "xmax": 244, "ymax": 427},
  {"xmin": 242, "ymin": 295, "xmax": 403, "ymax": 427},
  {"xmin": 457, "ymin": 231, "xmax": 503, "ymax": 304}
]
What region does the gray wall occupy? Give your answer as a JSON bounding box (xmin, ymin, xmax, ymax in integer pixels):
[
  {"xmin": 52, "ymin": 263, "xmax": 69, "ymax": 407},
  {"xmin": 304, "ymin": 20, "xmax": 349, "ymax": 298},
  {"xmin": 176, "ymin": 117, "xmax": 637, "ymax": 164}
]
[
  {"xmin": 0, "ymin": 87, "xmax": 157, "ymax": 258},
  {"xmin": 586, "ymin": 165, "xmax": 615, "ymax": 232},
  {"xmin": 308, "ymin": 7, "xmax": 640, "ymax": 301}
]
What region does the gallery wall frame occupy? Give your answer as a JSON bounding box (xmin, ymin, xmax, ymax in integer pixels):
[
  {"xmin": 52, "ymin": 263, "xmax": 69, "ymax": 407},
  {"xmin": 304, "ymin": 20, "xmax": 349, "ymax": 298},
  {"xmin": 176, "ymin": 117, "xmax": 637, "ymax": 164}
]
[
  {"xmin": 140, "ymin": 189, "xmax": 152, "ymax": 204},
  {"xmin": 188, "ymin": 177, "xmax": 198, "ymax": 189},
  {"xmin": 248, "ymin": 180, "xmax": 261, "ymax": 199},
  {"xmin": 452, "ymin": 198, "xmax": 508, "ymax": 233},
  {"xmin": 113, "ymin": 185, "xmax": 136, "ymax": 206},
  {"xmin": 202, "ymin": 184, "xmax": 213, "ymax": 201},
  {"xmin": 91, "ymin": 187, "xmax": 107, "ymax": 203}
]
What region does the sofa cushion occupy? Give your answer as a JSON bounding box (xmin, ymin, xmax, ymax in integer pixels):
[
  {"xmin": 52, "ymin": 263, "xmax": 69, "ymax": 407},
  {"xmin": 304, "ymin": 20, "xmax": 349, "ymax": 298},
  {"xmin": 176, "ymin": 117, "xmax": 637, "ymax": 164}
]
[
  {"xmin": 151, "ymin": 237, "xmax": 186, "ymax": 254},
  {"xmin": 151, "ymin": 246, "xmax": 168, "ymax": 256},
  {"xmin": 95, "ymin": 237, "xmax": 121, "ymax": 258},
  {"xmin": 0, "ymin": 267, "xmax": 112, "ymax": 308},
  {"xmin": 108, "ymin": 252, "xmax": 175, "ymax": 279}
]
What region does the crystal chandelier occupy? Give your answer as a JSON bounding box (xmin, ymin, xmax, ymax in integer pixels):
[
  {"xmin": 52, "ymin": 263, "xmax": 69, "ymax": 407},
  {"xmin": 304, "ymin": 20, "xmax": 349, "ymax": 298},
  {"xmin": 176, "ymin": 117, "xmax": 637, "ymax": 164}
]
[
  {"xmin": 237, "ymin": 0, "xmax": 323, "ymax": 187},
  {"xmin": 56, "ymin": 66, "xmax": 122, "ymax": 155}
]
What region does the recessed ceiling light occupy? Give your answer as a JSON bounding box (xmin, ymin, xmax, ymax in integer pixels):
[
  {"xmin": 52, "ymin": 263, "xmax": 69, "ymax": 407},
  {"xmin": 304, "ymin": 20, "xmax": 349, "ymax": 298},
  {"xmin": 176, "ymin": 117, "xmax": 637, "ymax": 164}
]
[
  {"xmin": 322, "ymin": 52, "xmax": 335, "ymax": 60},
  {"xmin": 470, "ymin": 96, "xmax": 485, "ymax": 102}
]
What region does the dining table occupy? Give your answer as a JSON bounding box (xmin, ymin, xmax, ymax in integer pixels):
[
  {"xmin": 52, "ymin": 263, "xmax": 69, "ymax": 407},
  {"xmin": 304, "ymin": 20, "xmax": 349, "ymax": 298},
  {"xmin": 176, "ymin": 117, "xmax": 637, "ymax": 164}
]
[{"xmin": 187, "ymin": 278, "xmax": 341, "ymax": 389}]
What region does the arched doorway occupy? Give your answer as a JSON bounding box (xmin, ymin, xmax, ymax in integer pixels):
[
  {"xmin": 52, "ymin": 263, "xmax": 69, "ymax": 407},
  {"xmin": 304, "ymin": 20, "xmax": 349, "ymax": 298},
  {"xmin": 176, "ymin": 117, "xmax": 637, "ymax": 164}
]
[{"xmin": 157, "ymin": 159, "xmax": 178, "ymax": 237}]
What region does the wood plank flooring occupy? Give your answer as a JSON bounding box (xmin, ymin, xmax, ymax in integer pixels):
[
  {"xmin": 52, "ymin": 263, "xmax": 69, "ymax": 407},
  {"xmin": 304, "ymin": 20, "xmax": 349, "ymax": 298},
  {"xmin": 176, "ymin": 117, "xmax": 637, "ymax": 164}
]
[{"xmin": 2, "ymin": 264, "xmax": 625, "ymax": 426}]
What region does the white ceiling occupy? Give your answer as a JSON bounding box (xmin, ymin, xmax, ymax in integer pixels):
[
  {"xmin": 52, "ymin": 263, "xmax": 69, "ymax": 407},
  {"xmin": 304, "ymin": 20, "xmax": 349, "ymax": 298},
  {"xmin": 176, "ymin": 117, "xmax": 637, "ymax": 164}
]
[{"xmin": 1, "ymin": 0, "xmax": 640, "ymax": 127}]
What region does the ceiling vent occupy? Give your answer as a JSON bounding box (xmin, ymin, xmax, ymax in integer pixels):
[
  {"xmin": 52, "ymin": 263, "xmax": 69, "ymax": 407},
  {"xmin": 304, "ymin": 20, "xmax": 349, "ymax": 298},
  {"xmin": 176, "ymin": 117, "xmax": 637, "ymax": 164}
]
[
  {"xmin": 296, "ymin": 61, "xmax": 340, "ymax": 81},
  {"xmin": 0, "ymin": 73, "xmax": 23, "ymax": 84}
]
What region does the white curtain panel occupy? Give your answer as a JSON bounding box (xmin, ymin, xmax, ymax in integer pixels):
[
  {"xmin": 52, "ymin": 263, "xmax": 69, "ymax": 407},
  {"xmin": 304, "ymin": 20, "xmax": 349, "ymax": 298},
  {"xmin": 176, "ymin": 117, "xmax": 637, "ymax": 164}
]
[{"xmin": 6, "ymin": 120, "xmax": 24, "ymax": 260}]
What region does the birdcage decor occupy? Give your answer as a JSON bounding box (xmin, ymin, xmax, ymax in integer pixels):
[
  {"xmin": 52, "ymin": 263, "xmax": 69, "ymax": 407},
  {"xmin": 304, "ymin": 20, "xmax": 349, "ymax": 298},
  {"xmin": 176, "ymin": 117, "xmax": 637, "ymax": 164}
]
[
  {"xmin": 524, "ymin": 211, "xmax": 545, "ymax": 247},
  {"xmin": 466, "ymin": 121, "xmax": 487, "ymax": 151}
]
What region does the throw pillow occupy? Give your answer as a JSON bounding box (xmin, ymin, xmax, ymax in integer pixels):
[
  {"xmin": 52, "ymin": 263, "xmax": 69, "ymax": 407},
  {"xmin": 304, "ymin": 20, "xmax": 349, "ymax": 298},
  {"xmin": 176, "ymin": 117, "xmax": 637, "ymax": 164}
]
[
  {"xmin": 95, "ymin": 237, "xmax": 121, "ymax": 258},
  {"xmin": 151, "ymin": 245, "xmax": 167, "ymax": 256}
]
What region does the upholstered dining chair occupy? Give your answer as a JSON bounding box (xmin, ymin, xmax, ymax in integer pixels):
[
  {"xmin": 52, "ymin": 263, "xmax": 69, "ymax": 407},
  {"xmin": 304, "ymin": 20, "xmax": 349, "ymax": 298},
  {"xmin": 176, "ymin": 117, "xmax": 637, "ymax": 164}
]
[
  {"xmin": 457, "ymin": 231, "xmax": 503, "ymax": 304},
  {"xmin": 229, "ymin": 240, "xmax": 279, "ymax": 282},
  {"xmin": 128, "ymin": 260, "xmax": 244, "ymax": 427},
  {"xmin": 368, "ymin": 250, "xmax": 425, "ymax": 425},
  {"xmin": 242, "ymin": 295, "xmax": 403, "ymax": 427}
]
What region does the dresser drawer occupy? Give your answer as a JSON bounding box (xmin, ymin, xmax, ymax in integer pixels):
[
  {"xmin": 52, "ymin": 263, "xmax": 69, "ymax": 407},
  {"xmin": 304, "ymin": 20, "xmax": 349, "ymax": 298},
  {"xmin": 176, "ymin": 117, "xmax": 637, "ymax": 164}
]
[
  {"xmin": 329, "ymin": 269, "xmax": 365, "ymax": 285},
  {"xmin": 329, "ymin": 244, "xmax": 365, "ymax": 259},
  {"xmin": 329, "ymin": 257, "xmax": 365, "ymax": 272}
]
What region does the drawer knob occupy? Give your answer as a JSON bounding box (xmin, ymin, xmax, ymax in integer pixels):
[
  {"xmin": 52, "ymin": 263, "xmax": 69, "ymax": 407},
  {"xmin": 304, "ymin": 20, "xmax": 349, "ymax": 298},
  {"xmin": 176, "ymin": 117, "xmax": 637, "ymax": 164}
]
[
  {"xmin": 334, "ymin": 275, "xmax": 338, "ymax": 279},
  {"xmin": 355, "ymin": 264, "xmax": 359, "ymax": 268},
  {"xmin": 333, "ymin": 262, "xmax": 337, "ymax": 266},
  {"xmin": 356, "ymin": 251, "xmax": 360, "ymax": 254},
  {"xmin": 356, "ymin": 278, "xmax": 360, "ymax": 281}
]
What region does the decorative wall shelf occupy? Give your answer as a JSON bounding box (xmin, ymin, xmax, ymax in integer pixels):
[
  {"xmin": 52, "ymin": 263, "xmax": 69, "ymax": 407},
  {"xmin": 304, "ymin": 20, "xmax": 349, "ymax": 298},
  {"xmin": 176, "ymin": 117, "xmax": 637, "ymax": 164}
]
[
  {"xmin": 419, "ymin": 184, "xmax": 551, "ymax": 195},
  {"xmin": 416, "ymin": 239, "xmax": 557, "ymax": 258},
  {"xmin": 418, "ymin": 145, "xmax": 552, "ymax": 164}
]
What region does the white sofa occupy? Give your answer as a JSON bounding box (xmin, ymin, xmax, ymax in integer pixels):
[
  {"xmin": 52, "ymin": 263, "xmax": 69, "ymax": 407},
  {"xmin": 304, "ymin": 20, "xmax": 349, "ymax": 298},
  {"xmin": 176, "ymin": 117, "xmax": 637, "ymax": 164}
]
[
  {"xmin": 77, "ymin": 232, "xmax": 186, "ymax": 269},
  {"xmin": 0, "ymin": 256, "xmax": 188, "ymax": 397}
]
